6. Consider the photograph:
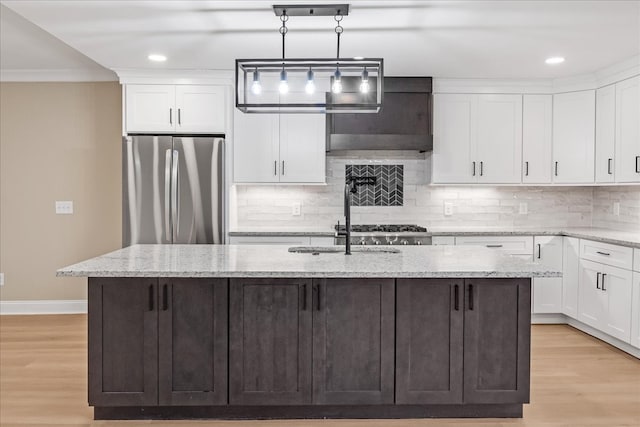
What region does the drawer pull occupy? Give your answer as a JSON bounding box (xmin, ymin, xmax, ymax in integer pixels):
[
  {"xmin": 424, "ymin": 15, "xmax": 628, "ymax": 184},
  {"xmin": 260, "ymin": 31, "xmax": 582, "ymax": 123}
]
[
  {"xmin": 486, "ymin": 244, "xmax": 503, "ymax": 248},
  {"xmin": 596, "ymin": 251, "xmax": 610, "ymax": 256}
]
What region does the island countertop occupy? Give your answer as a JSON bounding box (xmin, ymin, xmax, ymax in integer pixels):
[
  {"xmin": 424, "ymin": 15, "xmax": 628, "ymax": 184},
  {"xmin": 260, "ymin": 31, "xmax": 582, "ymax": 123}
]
[{"xmin": 57, "ymin": 244, "xmax": 562, "ymax": 279}]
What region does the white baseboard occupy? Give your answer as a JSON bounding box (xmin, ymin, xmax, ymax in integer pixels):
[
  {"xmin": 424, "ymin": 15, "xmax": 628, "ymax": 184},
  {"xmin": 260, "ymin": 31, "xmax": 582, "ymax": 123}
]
[
  {"xmin": 0, "ymin": 300, "xmax": 87, "ymax": 315},
  {"xmin": 565, "ymin": 317, "xmax": 640, "ymax": 359},
  {"xmin": 531, "ymin": 313, "xmax": 567, "ymax": 324}
]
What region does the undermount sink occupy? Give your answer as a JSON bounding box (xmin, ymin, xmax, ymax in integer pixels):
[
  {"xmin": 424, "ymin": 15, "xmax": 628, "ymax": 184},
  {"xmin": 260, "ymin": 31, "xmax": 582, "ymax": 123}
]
[{"xmin": 288, "ymin": 246, "xmax": 400, "ymax": 254}]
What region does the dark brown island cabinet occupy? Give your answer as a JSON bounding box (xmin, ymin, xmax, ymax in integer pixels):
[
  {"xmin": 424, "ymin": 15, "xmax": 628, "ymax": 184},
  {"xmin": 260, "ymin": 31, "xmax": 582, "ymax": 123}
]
[{"xmin": 88, "ymin": 277, "xmax": 531, "ymax": 420}]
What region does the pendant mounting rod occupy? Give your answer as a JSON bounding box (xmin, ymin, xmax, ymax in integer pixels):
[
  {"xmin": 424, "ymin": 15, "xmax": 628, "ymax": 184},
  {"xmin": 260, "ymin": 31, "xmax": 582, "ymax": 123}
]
[{"xmin": 273, "ymin": 4, "xmax": 350, "ymax": 17}]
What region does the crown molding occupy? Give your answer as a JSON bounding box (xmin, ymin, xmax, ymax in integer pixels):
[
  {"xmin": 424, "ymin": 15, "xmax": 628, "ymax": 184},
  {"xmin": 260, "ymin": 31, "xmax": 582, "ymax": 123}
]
[
  {"xmin": 0, "ymin": 68, "xmax": 117, "ymax": 82},
  {"xmin": 433, "ymin": 78, "xmax": 553, "ymax": 94},
  {"xmin": 114, "ymin": 68, "xmax": 234, "ymax": 86},
  {"xmin": 435, "ymin": 55, "xmax": 640, "ymax": 95}
]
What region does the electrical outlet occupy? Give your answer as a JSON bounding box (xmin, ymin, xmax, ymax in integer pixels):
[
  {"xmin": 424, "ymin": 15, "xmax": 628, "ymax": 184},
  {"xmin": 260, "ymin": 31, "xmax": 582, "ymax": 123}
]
[
  {"xmin": 55, "ymin": 201, "xmax": 73, "ymax": 215},
  {"xmin": 0, "ymin": 273, "xmax": 4, "ymax": 286},
  {"xmin": 444, "ymin": 202, "xmax": 453, "ymax": 216},
  {"xmin": 613, "ymin": 202, "xmax": 620, "ymax": 216},
  {"xmin": 292, "ymin": 202, "xmax": 301, "ymax": 216},
  {"xmin": 519, "ymin": 202, "xmax": 528, "ymax": 215}
]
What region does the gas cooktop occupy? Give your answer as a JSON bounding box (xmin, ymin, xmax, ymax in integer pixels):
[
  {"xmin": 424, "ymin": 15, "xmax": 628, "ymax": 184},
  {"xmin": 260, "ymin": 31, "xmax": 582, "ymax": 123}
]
[{"xmin": 334, "ymin": 224, "xmax": 428, "ymax": 233}]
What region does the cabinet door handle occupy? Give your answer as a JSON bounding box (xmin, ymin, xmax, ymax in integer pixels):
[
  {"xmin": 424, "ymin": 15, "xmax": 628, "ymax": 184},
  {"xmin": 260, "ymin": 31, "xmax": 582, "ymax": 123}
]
[
  {"xmin": 162, "ymin": 284, "xmax": 168, "ymax": 311},
  {"xmin": 314, "ymin": 284, "xmax": 321, "ymax": 311},
  {"xmin": 596, "ymin": 251, "xmax": 610, "ymax": 256},
  {"xmin": 169, "ymin": 108, "xmax": 173, "ymax": 125},
  {"xmin": 555, "ymin": 161, "xmax": 558, "ymax": 176},
  {"xmin": 177, "ymin": 108, "xmax": 181, "ymax": 125},
  {"xmin": 148, "ymin": 285, "xmax": 155, "ymax": 311},
  {"xmin": 454, "ymin": 284, "xmax": 459, "ymax": 311},
  {"xmin": 525, "ymin": 161, "xmax": 529, "ymax": 177},
  {"xmin": 596, "ymin": 272, "xmax": 601, "ymax": 290},
  {"xmin": 282, "ymin": 160, "xmax": 285, "ymax": 176},
  {"xmin": 486, "ymin": 244, "xmax": 503, "ymax": 248},
  {"xmin": 274, "ymin": 160, "xmax": 277, "ymax": 176},
  {"xmin": 472, "ymin": 161, "xmax": 476, "ymax": 176},
  {"xmin": 607, "ymin": 158, "xmax": 613, "ymax": 175},
  {"xmin": 537, "ymin": 243, "xmax": 541, "ymax": 259},
  {"xmin": 468, "ymin": 284, "xmax": 474, "ymax": 311},
  {"xmin": 480, "ymin": 161, "xmax": 484, "ymax": 176},
  {"xmin": 636, "ymin": 156, "xmax": 640, "ymax": 173},
  {"xmin": 601, "ymin": 273, "xmax": 606, "ymax": 291},
  {"xmin": 302, "ymin": 284, "xmax": 307, "ymax": 311}
]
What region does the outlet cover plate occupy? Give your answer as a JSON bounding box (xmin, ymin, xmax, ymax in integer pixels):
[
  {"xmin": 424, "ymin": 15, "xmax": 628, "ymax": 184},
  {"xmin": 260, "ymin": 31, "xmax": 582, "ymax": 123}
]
[
  {"xmin": 519, "ymin": 202, "xmax": 528, "ymax": 215},
  {"xmin": 292, "ymin": 202, "xmax": 301, "ymax": 216},
  {"xmin": 55, "ymin": 200, "xmax": 73, "ymax": 214},
  {"xmin": 444, "ymin": 202, "xmax": 453, "ymax": 216},
  {"xmin": 613, "ymin": 202, "xmax": 620, "ymax": 216}
]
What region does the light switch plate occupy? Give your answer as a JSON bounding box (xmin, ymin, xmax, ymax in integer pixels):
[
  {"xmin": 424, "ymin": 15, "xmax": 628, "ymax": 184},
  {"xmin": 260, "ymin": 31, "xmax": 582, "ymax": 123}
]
[
  {"xmin": 55, "ymin": 201, "xmax": 73, "ymax": 215},
  {"xmin": 519, "ymin": 202, "xmax": 528, "ymax": 215},
  {"xmin": 613, "ymin": 202, "xmax": 620, "ymax": 216},
  {"xmin": 444, "ymin": 202, "xmax": 453, "ymax": 216},
  {"xmin": 292, "ymin": 202, "xmax": 301, "ymax": 216}
]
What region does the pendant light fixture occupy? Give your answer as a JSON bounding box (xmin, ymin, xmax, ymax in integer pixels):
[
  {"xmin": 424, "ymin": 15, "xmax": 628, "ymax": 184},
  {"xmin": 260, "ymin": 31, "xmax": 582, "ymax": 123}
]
[{"xmin": 236, "ymin": 4, "xmax": 383, "ymax": 114}]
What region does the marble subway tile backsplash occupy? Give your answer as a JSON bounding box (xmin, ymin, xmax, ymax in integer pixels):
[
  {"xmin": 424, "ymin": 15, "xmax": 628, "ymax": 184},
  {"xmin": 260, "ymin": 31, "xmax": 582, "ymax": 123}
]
[
  {"xmin": 592, "ymin": 186, "xmax": 640, "ymax": 232},
  {"xmin": 232, "ymin": 156, "xmax": 629, "ymax": 230}
]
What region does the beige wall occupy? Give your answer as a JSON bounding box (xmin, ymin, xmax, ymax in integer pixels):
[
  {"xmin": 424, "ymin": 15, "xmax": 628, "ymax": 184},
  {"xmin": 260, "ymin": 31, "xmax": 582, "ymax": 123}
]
[{"xmin": 0, "ymin": 82, "xmax": 122, "ymax": 301}]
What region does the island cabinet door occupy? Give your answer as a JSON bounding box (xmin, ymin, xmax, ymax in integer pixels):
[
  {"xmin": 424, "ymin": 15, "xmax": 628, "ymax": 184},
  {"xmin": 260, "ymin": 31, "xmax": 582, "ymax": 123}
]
[
  {"xmin": 395, "ymin": 279, "xmax": 464, "ymax": 404},
  {"xmin": 312, "ymin": 278, "xmax": 395, "ymax": 405},
  {"xmin": 88, "ymin": 278, "xmax": 159, "ymax": 406},
  {"xmin": 158, "ymin": 279, "xmax": 228, "ymax": 406},
  {"xmin": 229, "ymin": 278, "xmax": 313, "ymax": 405},
  {"xmin": 463, "ymin": 279, "xmax": 531, "ymax": 404}
]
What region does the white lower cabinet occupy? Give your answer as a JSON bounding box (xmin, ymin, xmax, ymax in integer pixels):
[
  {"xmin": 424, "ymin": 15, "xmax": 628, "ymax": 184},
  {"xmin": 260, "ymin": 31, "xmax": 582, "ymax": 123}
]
[
  {"xmin": 578, "ymin": 258, "xmax": 633, "ymax": 343},
  {"xmin": 532, "ymin": 236, "xmax": 563, "ymax": 313},
  {"xmin": 631, "ymin": 271, "xmax": 640, "ymax": 348},
  {"xmin": 562, "ymin": 237, "xmax": 580, "ymax": 319}
]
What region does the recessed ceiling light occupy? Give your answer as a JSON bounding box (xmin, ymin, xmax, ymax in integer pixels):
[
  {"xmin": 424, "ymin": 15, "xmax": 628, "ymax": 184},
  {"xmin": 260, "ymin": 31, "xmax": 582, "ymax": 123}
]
[
  {"xmin": 545, "ymin": 56, "xmax": 565, "ymax": 65},
  {"xmin": 148, "ymin": 54, "xmax": 167, "ymax": 62},
  {"xmin": 353, "ymin": 56, "xmax": 364, "ymax": 60}
]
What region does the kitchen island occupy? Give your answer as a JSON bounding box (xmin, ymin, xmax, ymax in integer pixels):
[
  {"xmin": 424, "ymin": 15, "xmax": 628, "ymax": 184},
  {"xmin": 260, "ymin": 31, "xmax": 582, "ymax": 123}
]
[{"xmin": 58, "ymin": 244, "xmax": 561, "ymax": 420}]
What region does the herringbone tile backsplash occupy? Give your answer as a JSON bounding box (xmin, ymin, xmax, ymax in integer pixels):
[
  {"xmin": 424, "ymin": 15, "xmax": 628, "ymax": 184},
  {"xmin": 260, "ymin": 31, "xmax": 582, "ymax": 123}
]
[{"xmin": 346, "ymin": 164, "xmax": 403, "ymax": 206}]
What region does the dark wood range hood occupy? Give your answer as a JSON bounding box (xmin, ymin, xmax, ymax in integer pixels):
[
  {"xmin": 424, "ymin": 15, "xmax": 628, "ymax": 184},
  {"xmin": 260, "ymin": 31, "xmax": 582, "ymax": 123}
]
[{"xmin": 326, "ymin": 77, "xmax": 433, "ymax": 152}]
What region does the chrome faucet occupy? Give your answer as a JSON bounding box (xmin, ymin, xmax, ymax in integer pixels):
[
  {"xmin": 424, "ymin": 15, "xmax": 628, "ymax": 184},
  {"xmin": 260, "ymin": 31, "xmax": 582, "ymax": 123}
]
[{"xmin": 336, "ymin": 176, "xmax": 376, "ymax": 255}]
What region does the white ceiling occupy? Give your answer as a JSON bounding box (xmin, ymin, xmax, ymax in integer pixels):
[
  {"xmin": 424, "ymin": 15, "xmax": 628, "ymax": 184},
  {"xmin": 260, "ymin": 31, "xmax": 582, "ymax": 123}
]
[{"xmin": 1, "ymin": 0, "xmax": 639, "ymax": 79}]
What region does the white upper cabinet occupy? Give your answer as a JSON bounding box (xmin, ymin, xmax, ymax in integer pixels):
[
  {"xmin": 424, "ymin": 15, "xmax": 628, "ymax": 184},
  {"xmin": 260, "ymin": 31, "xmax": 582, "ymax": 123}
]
[
  {"xmin": 126, "ymin": 85, "xmax": 175, "ymax": 133},
  {"xmin": 595, "ymin": 84, "xmax": 616, "ymax": 183},
  {"xmin": 614, "ymin": 76, "xmax": 640, "ymax": 183},
  {"xmin": 279, "ymin": 114, "xmax": 326, "ymax": 183},
  {"xmin": 233, "ymin": 111, "xmax": 279, "ymax": 183},
  {"xmin": 432, "ymin": 94, "xmax": 477, "ymax": 183},
  {"xmin": 476, "ymin": 95, "xmax": 523, "ymax": 183},
  {"xmin": 433, "ymin": 94, "xmax": 522, "ymax": 184},
  {"xmin": 126, "ymin": 84, "xmax": 226, "ymax": 134},
  {"xmin": 175, "ymin": 85, "xmax": 226, "ymax": 133},
  {"xmin": 233, "ymin": 108, "xmax": 326, "ymax": 184},
  {"xmin": 522, "ymin": 95, "xmax": 553, "ymax": 184},
  {"xmin": 552, "ymin": 90, "xmax": 596, "ymax": 183}
]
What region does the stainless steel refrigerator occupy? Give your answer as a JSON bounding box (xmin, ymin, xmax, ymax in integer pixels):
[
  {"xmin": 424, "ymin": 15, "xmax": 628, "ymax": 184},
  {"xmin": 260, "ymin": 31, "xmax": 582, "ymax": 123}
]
[{"xmin": 123, "ymin": 135, "xmax": 224, "ymax": 246}]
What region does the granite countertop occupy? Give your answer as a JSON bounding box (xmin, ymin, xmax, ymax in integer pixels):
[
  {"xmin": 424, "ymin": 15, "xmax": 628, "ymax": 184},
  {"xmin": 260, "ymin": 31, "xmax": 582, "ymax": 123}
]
[
  {"xmin": 229, "ymin": 227, "xmax": 640, "ymax": 248},
  {"xmin": 57, "ymin": 244, "xmax": 561, "ymax": 279}
]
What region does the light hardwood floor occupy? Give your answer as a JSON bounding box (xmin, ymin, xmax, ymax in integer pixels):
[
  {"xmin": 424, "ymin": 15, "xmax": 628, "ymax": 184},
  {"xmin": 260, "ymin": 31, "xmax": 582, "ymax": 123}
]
[{"xmin": 0, "ymin": 315, "xmax": 638, "ymax": 427}]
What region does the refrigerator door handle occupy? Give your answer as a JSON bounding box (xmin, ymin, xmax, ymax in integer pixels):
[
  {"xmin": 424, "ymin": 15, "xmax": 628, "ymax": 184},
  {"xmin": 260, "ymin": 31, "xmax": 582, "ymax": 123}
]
[
  {"xmin": 171, "ymin": 150, "xmax": 179, "ymax": 242},
  {"xmin": 164, "ymin": 149, "xmax": 172, "ymax": 240}
]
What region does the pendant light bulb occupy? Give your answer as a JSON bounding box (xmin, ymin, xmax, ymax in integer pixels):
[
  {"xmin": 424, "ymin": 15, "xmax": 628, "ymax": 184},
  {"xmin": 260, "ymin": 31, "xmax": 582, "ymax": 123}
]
[
  {"xmin": 305, "ymin": 69, "xmax": 315, "ymax": 94},
  {"xmin": 279, "ymin": 69, "xmax": 289, "ymax": 94},
  {"xmin": 251, "ymin": 69, "xmax": 261, "ymax": 95},
  {"xmin": 332, "ymin": 69, "xmax": 342, "ymax": 94},
  {"xmin": 359, "ymin": 68, "xmax": 369, "ymax": 93}
]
